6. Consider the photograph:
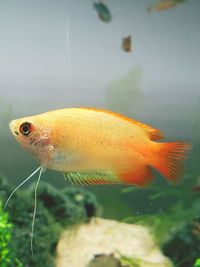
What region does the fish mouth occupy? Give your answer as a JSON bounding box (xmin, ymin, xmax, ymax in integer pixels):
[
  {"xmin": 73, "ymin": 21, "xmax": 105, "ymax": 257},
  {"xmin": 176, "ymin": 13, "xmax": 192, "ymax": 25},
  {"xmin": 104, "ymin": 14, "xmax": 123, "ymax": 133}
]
[{"xmin": 9, "ymin": 120, "xmax": 19, "ymax": 136}]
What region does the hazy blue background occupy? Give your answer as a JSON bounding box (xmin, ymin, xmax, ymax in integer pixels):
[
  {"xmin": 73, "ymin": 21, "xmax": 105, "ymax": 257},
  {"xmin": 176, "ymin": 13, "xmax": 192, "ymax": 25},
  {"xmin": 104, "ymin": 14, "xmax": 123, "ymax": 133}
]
[
  {"xmin": 0, "ymin": 0, "xmax": 199, "ymax": 217},
  {"xmin": 0, "ymin": 0, "xmax": 199, "ymax": 112}
]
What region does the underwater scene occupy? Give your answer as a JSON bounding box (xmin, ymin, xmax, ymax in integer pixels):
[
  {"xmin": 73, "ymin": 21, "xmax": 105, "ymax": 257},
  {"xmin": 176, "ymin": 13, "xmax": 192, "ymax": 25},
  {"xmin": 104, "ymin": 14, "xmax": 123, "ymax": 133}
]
[{"xmin": 0, "ymin": 0, "xmax": 200, "ymax": 266}]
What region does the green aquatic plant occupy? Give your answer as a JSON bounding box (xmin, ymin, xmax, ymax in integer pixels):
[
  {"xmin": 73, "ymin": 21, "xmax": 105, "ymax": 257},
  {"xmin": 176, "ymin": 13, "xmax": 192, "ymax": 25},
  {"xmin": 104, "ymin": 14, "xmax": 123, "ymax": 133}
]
[
  {"xmin": 62, "ymin": 186, "xmax": 102, "ymax": 220},
  {"xmin": 4, "ymin": 186, "xmax": 61, "ymax": 267},
  {"xmin": 0, "ymin": 202, "xmax": 12, "ymax": 267},
  {"xmin": 29, "ymin": 181, "xmax": 86, "ymax": 226},
  {"xmin": 121, "ymin": 173, "xmax": 200, "ymax": 267},
  {"xmin": 193, "ymin": 259, "xmax": 200, "ymax": 267},
  {"xmin": 119, "ymin": 255, "xmax": 141, "ymax": 267},
  {"xmin": 0, "ymin": 174, "xmax": 101, "ymax": 267},
  {"xmin": 122, "ymin": 173, "xmax": 199, "ymax": 231},
  {"xmin": 0, "ymin": 202, "xmax": 23, "ymax": 267},
  {"xmin": 163, "ymin": 215, "xmax": 200, "ymax": 267},
  {"xmin": 122, "ymin": 202, "xmax": 195, "ymax": 247}
]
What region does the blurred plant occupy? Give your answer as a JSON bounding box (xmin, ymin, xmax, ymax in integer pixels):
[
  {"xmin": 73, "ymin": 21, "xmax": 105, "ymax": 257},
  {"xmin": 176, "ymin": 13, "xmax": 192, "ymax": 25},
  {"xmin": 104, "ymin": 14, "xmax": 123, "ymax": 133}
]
[
  {"xmin": 0, "ymin": 175, "xmax": 102, "ymax": 267},
  {"xmin": 119, "ymin": 255, "xmax": 141, "ymax": 267},
  {"xmin": 0, "ymin": 202, "xmax": 12, "ymax": 267},
  {"xmin": 121, "ymin": 173, "xmax": 200, "ymax": 267},
  {"xmin": 29, "ymin": 182, "xmax": 85, "ymax": 227},
  {"xmin": 163, "ymin": 215, "xmax": 200, "ymax": 267},
  {"xmin": 62, "ymin": 186, "xmax": 102, "ymax": 221},
  {"xmin": 106, "ymin": 67, "xmax": 143, "ymax": 115},
  {"xmin": 0, "ymin": 196, "xmax": 24, "ymax": 267},
  {"xmin": 193, "ymin": 258, "xmax": 200, "ymax": 267}
]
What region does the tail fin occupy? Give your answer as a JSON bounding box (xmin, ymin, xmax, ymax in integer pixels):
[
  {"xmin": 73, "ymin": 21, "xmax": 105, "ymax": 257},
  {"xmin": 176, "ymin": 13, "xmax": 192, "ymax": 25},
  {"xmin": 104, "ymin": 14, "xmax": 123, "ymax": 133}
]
[{"xmin": 150, "ymin": 142, "xmax": 191, "ymax": 183}]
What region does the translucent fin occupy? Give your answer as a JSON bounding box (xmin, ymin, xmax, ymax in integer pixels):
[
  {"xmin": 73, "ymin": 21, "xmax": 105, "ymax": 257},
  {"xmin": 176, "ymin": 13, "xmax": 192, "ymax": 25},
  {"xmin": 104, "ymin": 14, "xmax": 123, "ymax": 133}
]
[
  {"xmin": 150, "ymin": 142, "xmax": 192, "ymax": 182},
  {"xmin": 63, "ymin": 170, "xmax": 122, "ymax": 185}
]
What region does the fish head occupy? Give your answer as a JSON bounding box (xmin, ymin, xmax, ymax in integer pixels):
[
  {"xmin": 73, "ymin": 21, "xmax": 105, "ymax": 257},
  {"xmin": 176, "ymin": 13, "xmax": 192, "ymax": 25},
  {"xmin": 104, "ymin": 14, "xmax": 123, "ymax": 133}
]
[{"xmin": 9, "ymin": 116, "xmax": 54, "ymax": 164}]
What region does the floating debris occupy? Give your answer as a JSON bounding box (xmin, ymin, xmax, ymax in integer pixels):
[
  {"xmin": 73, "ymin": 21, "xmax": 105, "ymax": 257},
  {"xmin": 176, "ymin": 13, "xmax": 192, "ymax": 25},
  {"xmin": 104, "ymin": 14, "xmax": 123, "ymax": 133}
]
[
  {"xmin": 122, "ymin": 35, "xmax": 132, "ymax": 52},
  {"xmin": 93, "ymin": 1, "xmax": 112, "ymax": 22}
]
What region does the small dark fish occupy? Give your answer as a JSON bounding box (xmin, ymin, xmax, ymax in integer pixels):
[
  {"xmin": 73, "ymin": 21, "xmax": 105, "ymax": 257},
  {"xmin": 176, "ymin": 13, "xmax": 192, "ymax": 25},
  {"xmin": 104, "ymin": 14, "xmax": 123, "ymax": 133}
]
[
  {"xmin": 93, "ymin": 1, "xmax": 112, "ymax": 23},
  {"xmin": 122, "ymin": 35, "xmax": 132, "ymax": 52}
]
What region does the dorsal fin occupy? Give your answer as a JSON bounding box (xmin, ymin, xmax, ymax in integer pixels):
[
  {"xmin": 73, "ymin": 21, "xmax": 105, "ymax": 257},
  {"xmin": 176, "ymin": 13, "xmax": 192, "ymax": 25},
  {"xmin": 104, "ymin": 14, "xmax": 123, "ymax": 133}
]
[
  {"xmin": 63, "ymin": 170, "xmax": 122, "ymax": 185},
  {"xmin": 132, "ymin": 120, "xmax": 164, "ymax": 140},
  {"xmin": 80, "ymin": 107, "xmax": 164, "ymax": 141}
]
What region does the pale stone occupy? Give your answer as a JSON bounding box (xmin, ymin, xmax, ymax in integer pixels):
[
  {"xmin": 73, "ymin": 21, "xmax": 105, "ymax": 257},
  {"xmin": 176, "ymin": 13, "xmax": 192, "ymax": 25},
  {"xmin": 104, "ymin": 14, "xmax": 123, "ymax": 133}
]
[{"xmin": 56, "ymin": 218, "xmax": 173, "ymax": 267}]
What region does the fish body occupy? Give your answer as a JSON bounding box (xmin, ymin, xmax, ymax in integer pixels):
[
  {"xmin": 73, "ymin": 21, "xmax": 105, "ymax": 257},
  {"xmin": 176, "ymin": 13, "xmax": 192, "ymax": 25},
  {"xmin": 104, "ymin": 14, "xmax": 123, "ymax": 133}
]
[
  {"xmin": 93, "ymin": 2, "xmax": 111, "ymax": 23},
  {"xmin": 148, "ymin": 0, "xmax": 178, "ymax": 13},
  {"xmin": 9, "ymin": 108, "xmax": 191, "ymax": 186}
]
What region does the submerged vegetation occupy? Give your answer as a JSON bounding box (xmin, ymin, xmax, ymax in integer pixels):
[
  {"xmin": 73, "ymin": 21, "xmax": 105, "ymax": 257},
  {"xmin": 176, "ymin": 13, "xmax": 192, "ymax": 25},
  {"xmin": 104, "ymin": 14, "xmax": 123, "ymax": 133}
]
[
  {"xmin": 0, "ymin": 174, "xmax": 101, "ymax": 267},
  {"xmin": 163, "ymin": 215, "xmax": 200, "ymax": 267},
  {"xmin": 194, "ymin": 259, "xmax": 200, "ymax": 267},
  {"xmin": 0, "ymin": 202, "xmax": 12, "ymax": 267},
  {"xmin": 121, "ymin": 173, "xmax": 200, "ymax": 267},
  {"xmin": 0, "ymin": 202, "xmax": 23, "ymax": 267}
]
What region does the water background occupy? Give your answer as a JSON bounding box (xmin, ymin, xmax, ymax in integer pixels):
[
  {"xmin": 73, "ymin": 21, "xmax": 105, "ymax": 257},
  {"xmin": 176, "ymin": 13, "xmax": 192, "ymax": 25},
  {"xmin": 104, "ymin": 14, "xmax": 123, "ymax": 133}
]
[{"xmin": 0, "ymin": 0, "xmax": 199, "ymax": 220}]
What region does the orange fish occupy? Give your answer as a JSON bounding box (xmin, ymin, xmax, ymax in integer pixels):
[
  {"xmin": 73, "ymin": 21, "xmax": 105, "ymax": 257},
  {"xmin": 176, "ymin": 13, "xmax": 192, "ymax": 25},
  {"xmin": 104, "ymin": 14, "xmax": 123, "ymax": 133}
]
[
  {"xmin": 148, "ymin": 0, "xmax": 177, "ymax": 13},
  {"xmin": 9, "ymin": 108, "xmax": 191, "ymax": 187}
]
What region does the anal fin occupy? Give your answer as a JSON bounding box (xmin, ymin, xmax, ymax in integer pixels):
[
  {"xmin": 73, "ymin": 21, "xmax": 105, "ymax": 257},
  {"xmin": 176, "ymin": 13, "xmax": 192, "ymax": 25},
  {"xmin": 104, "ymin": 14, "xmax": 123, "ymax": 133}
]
[
  {"xmin": 63, "ymin": 170, "xmax": 122, "ymax": 186},
  {"xmin": 119, "ymin": 165, "xmax": 154, "ymax": 186}
]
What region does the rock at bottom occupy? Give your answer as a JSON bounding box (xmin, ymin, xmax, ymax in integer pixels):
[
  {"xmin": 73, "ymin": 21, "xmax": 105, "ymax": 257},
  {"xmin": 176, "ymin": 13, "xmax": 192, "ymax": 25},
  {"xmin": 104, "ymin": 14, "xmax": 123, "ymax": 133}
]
[{"xmin": 56, "ymin": 218, "xmax": 173, "ymax": 267}]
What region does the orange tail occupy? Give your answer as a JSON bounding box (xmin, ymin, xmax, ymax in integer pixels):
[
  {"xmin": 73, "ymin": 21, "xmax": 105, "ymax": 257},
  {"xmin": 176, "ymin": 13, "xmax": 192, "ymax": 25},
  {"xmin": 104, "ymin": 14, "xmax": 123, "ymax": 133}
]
[{"xmin": 150, "ymin": 142, "xmax": 191, "ymax": 182}]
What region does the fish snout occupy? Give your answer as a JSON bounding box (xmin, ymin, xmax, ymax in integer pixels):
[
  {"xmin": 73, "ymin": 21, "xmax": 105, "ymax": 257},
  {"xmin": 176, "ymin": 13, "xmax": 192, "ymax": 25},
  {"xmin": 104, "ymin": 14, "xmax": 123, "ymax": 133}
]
[{"xmin": 9, "ymin": 120, "xmax": 19, "ymax": 136}]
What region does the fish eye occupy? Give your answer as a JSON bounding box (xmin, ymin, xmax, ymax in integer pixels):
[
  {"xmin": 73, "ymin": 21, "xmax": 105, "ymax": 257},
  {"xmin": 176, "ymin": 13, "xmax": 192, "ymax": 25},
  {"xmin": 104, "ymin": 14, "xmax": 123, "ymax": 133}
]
[{"xmin": 19, "ymin": 122, "xmax": 34, "ymax": 136}]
